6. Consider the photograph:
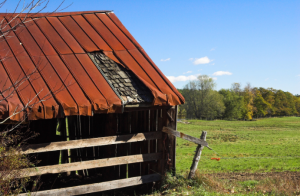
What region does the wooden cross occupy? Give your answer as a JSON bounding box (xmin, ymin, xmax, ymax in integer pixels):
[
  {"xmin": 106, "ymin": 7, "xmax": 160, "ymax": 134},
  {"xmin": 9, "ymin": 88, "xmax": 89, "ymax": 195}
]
[{"xmin": 162, "ymin": 127, "xmax": 211, "ymax": 179}]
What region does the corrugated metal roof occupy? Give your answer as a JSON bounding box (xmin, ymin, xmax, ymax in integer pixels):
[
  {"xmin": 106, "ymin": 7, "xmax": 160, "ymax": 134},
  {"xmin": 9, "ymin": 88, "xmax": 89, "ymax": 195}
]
[{"xmin": 0, "ymin": 11, "xmax": 185, "ymax": 121}]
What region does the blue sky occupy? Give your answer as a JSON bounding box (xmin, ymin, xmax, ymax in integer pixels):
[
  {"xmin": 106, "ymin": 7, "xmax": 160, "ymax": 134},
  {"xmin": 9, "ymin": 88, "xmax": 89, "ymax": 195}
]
[{"xmin": 5, "ymin": 0, "xmax": 300, "ymax": 94}]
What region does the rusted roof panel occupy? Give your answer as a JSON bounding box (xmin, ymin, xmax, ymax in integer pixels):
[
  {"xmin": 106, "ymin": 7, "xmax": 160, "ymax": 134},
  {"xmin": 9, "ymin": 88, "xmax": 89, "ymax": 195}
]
[
  {"xmin": 83, "ymin": 14, "xmax": 126, "ymax": 51},
  {"xmin": 71, "ymin": 15, "xmax": 112, "ymax": 52},
  {"xmin": 21, "ymin": 18, "xmax": 57, "ymax": 56},
  {"xmin": 60, "ymin": 54, "xmax": 112, "ymax": 112},
  {"xmin": 75, "ymin": 53, "xmax": 122, "ymax": 110},
  {"xmin": 96, "ymin": 13, "xmax": 136, "ymax": 50},
  {"xmin": 0, "ymin": 11, "xmax": 184, "ymax": 121},
  {"xmin": 35, "ymin": 17, "xmax": 73, "ymax": 55},
  {"xmin": 46, "ymin": 55, "xmax": 92, "ymax": 116},
  {"xmin": 0, "ymin": 62, "xmax": 25, "ymax": 121},
  {"xmin": 47, "ymin": 17, "xmax": 85, "ymax": 54},
  {"xmin": 59, "ymin": 16, "xmax": 101, "ymax": 52}
]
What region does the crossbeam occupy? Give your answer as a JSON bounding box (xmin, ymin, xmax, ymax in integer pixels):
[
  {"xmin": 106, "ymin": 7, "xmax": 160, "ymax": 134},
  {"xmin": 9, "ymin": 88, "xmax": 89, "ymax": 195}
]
[
  {"xmin": 17, "ymin": 132, "xmax": 162, "ymax": 154},
  {"xmin": 2, "ymin": 153, "xmax": 162, "ymax": 178},
  {"xmin": 162, "ymin": 127, "xmax": 211, "ymax": 149},
  {"xmin": 18, "ymin": 174, "xmax": 161, "ymax": 196}
]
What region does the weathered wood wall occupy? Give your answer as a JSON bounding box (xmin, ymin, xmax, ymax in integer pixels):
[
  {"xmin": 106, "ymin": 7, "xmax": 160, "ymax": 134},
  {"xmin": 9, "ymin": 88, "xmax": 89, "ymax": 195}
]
[{"xmin": 20, "ymin": 106, "xmax": 177, "ymax": 194}]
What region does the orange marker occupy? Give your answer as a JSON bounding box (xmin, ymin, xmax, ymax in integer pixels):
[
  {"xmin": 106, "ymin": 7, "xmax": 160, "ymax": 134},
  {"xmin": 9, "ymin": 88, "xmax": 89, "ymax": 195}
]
[{"xmin": 211, "ymin": 158, "xmax": 221, "ymax": 161}]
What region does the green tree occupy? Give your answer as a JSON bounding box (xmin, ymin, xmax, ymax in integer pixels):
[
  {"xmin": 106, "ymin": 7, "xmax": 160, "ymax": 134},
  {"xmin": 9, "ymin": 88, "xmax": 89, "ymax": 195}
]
[
  {"xmin": 219, "ymin": 88, "xmax": 244, "ymax": 119},
  {"xmin": 253, "ymin": 89, "xmax": 270, "ymax": 118},
  {"xmin": 285, "ymin": 92, "xmax": 297, "ymax": 115},
  {"xmin": 259, "ymin": 87, "xmax": 276, "ymax": 116},
  {"xmin": 273, "ymin": 90, "xmax": 290, "ymax": 116},
  {"xmin": 182, "ymin": 75, "xmax": 224, "ymax": 119},
  {"xmin": 294, "ymin": 96, "xmax": 300, "ymax": 116}
]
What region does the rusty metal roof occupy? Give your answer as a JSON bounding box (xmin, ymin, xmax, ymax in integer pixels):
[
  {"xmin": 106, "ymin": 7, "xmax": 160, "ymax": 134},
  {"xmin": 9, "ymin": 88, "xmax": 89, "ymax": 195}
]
[{"xmin": 0, "ymin": 11, "xmax": 185, "ymax": 121}]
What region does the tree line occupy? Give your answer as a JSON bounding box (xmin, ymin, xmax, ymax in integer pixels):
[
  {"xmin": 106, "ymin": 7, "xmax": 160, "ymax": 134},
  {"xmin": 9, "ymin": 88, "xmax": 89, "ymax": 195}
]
[{"xmin": 178, "ymin": 75, "xmax": 300, "ymax": 120}]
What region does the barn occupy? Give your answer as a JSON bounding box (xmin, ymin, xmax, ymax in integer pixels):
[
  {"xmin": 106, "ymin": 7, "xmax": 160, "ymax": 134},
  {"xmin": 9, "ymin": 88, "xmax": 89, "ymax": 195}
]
[{"xmin": 0, "ymin": 10, "xmax": 184, "ymax": 195}]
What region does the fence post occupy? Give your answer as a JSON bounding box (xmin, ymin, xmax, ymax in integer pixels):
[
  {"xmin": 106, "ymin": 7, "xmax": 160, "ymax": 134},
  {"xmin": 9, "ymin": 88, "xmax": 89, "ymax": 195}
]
[{"xmin": 188, "ymin": 131, "xmax": 207, "ymax": 179}]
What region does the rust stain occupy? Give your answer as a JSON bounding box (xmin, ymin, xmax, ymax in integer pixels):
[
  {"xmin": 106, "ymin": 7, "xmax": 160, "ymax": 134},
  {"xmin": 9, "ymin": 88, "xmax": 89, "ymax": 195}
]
[{"xmin": 180, "ymin": 132, "xmax": 185, "ymax": 138}]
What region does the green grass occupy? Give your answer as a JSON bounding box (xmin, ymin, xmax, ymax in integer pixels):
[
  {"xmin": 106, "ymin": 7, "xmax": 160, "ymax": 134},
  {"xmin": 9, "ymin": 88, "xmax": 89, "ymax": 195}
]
[{"xmin": 176, "ymin": 117, "xmax": 300, "ymax": 173}]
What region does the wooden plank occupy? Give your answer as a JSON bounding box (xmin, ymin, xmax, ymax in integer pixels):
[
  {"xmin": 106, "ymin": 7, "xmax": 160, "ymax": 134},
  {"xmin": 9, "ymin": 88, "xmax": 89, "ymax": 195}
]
[
  {"xmin": 174, "ymin": 106, "xmax": 178, "ymax": 172},
  {"xmin": 162, "ymin": 127, "xmax": 209, "ymax": 148},
  {"xmin": 141, "ymin": 111, "xmax": 149, "ymax": 176},
  {"xmin": 18, "ymin": 132, "xmax": 162, "ymax": 154},
  {"xmin": 129, "ymin": 111, "xmax": 141, "ymax": 177},
  {"xmin": 124, "ymin": 106, "xmax": 171, "ymax": 112},
  {"xmin": 156, "ymin": 108, "xmax": 168, "ymax": 177},
  {"xmin": 188, "ymin": 131, "xmax": 207, "ymax": 179},
  {"xmin": 166, "ymin": 106, "xmax": 177, "ymax": 173},
  {"xmin": 18, "ymin": 174, "xmax": 161, "ymax": 196},
  {"xmin": 4, "ymin": 153, "xmax": 162, "ymax": 178},
  {"xmin": 103, "ymin": 113, "xmax": 118, "ymax": 181},
  {"xmin": 118, "ymin": 113, "xmax": 129, "ymax": 179}
]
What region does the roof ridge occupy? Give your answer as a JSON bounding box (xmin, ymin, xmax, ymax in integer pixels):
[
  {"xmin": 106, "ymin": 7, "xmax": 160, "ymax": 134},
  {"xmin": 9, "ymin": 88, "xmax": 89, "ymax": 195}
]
[{"xmin": 0, "ymin": 10, "xmax": 113, "ymax": 18}]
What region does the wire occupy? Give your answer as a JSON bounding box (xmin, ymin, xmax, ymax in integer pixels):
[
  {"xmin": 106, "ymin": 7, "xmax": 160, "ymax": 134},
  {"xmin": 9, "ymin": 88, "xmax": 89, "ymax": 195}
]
[{"xmin": 210, "ymin": 156, "xmax": 300, "ymax": 161}]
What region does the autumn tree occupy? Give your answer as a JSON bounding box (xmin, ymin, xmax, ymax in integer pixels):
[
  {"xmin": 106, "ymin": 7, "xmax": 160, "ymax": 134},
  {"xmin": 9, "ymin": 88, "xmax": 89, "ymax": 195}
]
[{"xmin": 241, "ymin": 83, "xmax": 254, "ymax": 120}]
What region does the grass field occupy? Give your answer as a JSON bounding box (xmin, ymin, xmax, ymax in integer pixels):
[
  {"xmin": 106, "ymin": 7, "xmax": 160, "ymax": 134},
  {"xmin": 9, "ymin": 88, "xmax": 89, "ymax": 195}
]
[
  {"xmin": 147, "ymin": 117, "xmax": 300, "ymax": 195},
  {"xmin": 176, "ymin": 117, "xmax": 300, "ymax": 173}
]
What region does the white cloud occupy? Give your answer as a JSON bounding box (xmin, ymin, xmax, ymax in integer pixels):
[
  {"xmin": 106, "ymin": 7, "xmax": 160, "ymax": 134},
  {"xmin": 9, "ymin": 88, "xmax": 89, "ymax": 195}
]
[
  {"xmin": 160, "ymin": 58, "xmax": 170, "ymax": 62},
  {"xmin": 211, "ymin": 63, "xmax": 215, "ymax": 65},
  {"xmin": 183, "ymin": 71, "xmax": 192, "ymax": 74},
  {"xmin": 167, "ymin": 74, "xmax": 198, "ymax": 83},
  {"xmin": 188, "ymin": 58, "xmax": 194, "ymax": 61},
  {"xmin": 297, "ymin": 74, "xmax": 300, "ymax": 77},
  {"xmin": 212, "ymin": 71, "xmax": 232, "ymax": 76},
  {"xmin": 193, "ymin": 56, "xmax": 212, "ymax": 65},
  {"xmin": 210, "ymin": 47, "xmax": 216, "ymax": 51}
]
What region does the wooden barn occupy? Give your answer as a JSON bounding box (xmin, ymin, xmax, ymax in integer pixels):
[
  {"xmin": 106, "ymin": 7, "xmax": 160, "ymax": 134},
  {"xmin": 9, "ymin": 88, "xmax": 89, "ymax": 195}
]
[{"xmin": 0, "ymin": 11, "xmax": 185, "ymax": 195}]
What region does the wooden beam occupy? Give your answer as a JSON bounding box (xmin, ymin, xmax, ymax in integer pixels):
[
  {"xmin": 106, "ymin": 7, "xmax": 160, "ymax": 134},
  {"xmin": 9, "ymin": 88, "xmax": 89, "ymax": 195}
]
[
  {"xmin": 162, "ymin": 127, "xmax": 210, "ymax": 148},
  {"xmin": 188, "ymin": 131, "xmax": 207, "ymax": 179},
  {"xmin": 18, "ymin": 132, "xmax": 162, "ymax": 154},
  {"xmin": 5, "ymin": 153, "xmax": 162, "ymax": 178},
  {"xmin": 18, "ymin": 174, "xmax": 161, "ymax": 196},
  {"xmin": 124, "ymin": 106, "xmax": 172, "ymax": 112},
  {"xmin": 124, "ymin": 103, "xmax": 153, "ymax": 108}
]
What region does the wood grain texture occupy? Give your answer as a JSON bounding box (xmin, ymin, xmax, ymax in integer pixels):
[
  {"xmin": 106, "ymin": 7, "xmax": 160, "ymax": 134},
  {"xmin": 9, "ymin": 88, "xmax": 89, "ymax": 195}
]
[
  {"xmin": 162, "ymin": 127, "xmax": 208, "ymax": 147},
  {"xmin": 4, "ymin": 153, "xmax": 162, "ymax": 178},
  {"xmin": 18, "ymin": 132, "xmax": 162, "ymax": 154},
  {"xmin": 18, "ymin": 174, "xmax": 161, "ymax": 196},
  {"xmin": 188, "ymin": 131, "xmax": 207, "ymax": 179}
]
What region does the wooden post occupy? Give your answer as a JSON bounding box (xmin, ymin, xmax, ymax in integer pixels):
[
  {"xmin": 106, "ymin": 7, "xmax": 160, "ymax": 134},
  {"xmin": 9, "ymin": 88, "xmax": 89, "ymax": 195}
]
[
  {"xmin": 166, "ymin": 106, "xmax": 177, "ymax": 174},
  {"xmin": 188, "ymin": 131, "xmax": 207, "ymax": 179},
  {"xmin": 65, "ymin": 117, "xmax": 71, "ymax": 176}
]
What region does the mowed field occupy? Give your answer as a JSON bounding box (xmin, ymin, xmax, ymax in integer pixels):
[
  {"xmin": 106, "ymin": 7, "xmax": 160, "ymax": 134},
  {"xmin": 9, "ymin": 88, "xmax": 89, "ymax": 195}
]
[{"xmin": 176, "ymin": 117, "xmax": 300, "ymax": 173}]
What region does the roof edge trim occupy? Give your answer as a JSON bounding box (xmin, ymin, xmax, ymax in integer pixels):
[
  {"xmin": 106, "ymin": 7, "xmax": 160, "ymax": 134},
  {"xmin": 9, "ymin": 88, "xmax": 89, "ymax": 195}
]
[{"xmin": 0, "ymin": 10, "xmax": 113, "ymax": 18}]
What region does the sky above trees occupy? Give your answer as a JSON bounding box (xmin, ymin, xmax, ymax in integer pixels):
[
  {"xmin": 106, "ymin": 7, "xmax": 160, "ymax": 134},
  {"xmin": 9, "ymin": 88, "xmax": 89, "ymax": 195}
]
[{"xmin": 5, "ymin": 0, "xmax": 300, "ymax": 95}]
